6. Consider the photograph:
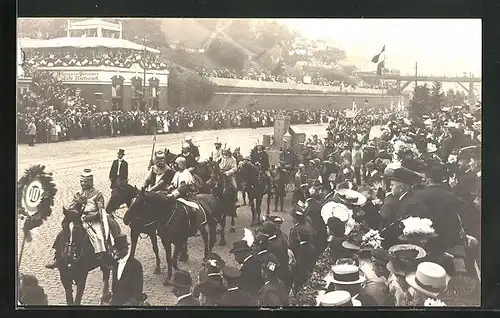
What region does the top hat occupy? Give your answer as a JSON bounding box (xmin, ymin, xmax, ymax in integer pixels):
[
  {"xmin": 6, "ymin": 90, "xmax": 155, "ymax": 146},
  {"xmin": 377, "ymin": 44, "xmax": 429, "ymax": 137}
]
[
  {"xmin": 229, "ymin": 240, "xmax": 251, "ymax": 254},
  {"xmin": 117, "ymin": 149, "xmax": 125, "ymax": 155},
  {"xmin": 113, "ymin": 234, "xmax": 130, "ymax": 250},
  {"xmin": 167, "ymin": 270, "xmax": 193, "ymax": 289},
  {"xmin": 405, "ymin": 262, "xmax": 450, "ymax": 298},
  {"xmin": 331, "ymin": 264, "xmax": 367, "ymax": 285}
]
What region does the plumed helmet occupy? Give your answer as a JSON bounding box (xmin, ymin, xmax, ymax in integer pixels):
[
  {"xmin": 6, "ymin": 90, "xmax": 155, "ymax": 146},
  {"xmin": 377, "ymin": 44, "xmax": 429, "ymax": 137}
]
[
  {"xmin": 182, "ymin": 143, "xmax": 190, "ymax": 150},
  {"xmin": 81, "ymin": 168, "xmax": 93, "ymax": 179},
  {"xmin": 175, "ymin": 156, "xmax": 187, "ymax": 166},
  {"xmin": 223, "ymin": 148, "xmax": 232, "ymax": 156},
  {"xmin": 154, "ymin": 150, "xmax": 165, "ymax": 162}
]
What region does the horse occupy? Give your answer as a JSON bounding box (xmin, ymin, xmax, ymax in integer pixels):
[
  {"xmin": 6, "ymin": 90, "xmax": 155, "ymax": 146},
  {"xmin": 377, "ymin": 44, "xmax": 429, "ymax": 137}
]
[
  {"xmin": 55, "ymin": 196, "xmax": 113, "ymax": 305},
  {"xmin": 124, "ymin": 188, "xmax": 218, "ymax": 284},
  {"xmin": 238, "ymin": 161, "xmax": 269, "ymax": 227},
  {"xmin": 106, "ymin": 182, "xmax": 163, "ymax": 274},
  {"xmin": 209, "ymin": 162, "xmax": 237, "ymax": 244}
]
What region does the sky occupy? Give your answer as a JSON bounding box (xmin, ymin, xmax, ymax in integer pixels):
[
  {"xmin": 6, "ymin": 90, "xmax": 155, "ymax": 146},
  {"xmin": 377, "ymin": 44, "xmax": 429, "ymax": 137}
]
[{"xmin": 279, "ymin": 19, "xmax": 481, "ymax": 78}]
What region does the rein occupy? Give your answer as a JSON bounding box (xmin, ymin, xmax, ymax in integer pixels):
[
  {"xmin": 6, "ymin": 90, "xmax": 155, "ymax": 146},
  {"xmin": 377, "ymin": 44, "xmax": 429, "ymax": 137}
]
[{"xmin": 157, "ymin": 201, "xmax": 181, "ymax": 231}]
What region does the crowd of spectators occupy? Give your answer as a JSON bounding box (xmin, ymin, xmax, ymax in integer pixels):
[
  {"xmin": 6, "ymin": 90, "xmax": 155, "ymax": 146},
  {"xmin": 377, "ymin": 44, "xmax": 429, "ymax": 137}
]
[{"xmin": 24, "ymin": 49, "xmax": 168, "ymax": 70}]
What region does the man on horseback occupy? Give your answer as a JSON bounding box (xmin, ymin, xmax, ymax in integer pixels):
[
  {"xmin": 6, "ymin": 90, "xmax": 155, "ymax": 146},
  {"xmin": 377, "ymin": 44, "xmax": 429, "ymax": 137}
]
[
  {"xmin": 211, "ymin": 139, "xmax": 223, "ymax": 164},
  {"xmin": 46, "ymin": 169, "xmax": 120, "ymax": 269},
  {"xmin": 165, "ymin": 156, "xmax": 199, "ymax": 236},
  {"xmin": 179, "ymin": 143, "xmax": 198, "ymax": 171},
  {"xmin": 252, "ymin": 145, "xmax": 272, "ymax": 191},
  {"xmin": 184, "ymin": 136, "xmax": 200, "ymax": 162},
  {"xmin": 218, "ymin": 148, "xmax": 238, "ymax": 203},
  {"xmin": 143, "ymin": 151, "xmax": 175, "ymax": 192}
]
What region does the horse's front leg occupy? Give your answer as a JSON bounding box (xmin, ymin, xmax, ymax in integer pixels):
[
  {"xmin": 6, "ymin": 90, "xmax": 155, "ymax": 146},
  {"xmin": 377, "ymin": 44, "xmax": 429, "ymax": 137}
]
[
  {"xmin": 100, "ymin": 266, "xmax": 111, "ymax": 305},
  {"xmin": 219, "ymin": 216, "xmax": 227, "ymax": 246},
  {"xmin": 60, "ymin": 271, "xmax": 74, "ymax": 305},
  {"xmin": 129, "ymin": 227, "xmax": 139, "ymax": 259},
  {"xmin": 74, "ymin": 272, "xmax": 88, "ymax": 306},
  {"xmin": 161, "ymin": 238, "xmax": 173, "ymax": 286},
  {"xmin": 266, "ymin": 193, "xmax": 271, "ymax": 216},
  {"xmin": 149, "ymin": 229, "xmax": 161, "ymax": 274},
  {"xmin": 249, "ymin": 197, "xmax": 256, "ymax": 227},
  {"xmin": 256, "ymin": 195, "xmax": 263, "ymax": 225},
  {"xmin": 172, "ymin": 243, "xmax": 180, "ymax": 271},
  {"xmin": 199, "ymin": 225, "xmax": 210, "ymax": 257},
  {"xmin": 230, "ymin": 216, "xmax": 236, "ymax": 233}
]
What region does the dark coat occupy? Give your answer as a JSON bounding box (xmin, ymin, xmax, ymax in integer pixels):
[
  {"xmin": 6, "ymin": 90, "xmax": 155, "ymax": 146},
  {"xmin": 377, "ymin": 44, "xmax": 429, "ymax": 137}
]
[
  {"xmin": 109, "ymin": 159, "xmax": 128, "ymax": 187},
  {"xmin": 110, "ymin": 257, "xmax": 143, "ymax": 306},
  {"xmin": 252, "ymin": 151, "xmax": 270, "ymax": 170},
  {"xmin": 239, "ymin": 254, "xmax": 265, "ymax": 297},
  {"xmin": 289, "ymin": 223, "xmax": 317, "ymax": 276},
  {"xmin": 305, "ymin": 198, "xmax": 328, "ymax": 255},
  {"xmin": 257, "ymin": 280, "xmax": 290, "ymax": 307},
  {"xmin": 218, "ymin": 288, "xmax": 256, "ymax": 306},
  {"xmin": 175, "ymin": 294, "xmax": 200, "ymax": 306},
  {"xmin": 409, "ymin": 185, "xmax": 466, "ymax": 251}
]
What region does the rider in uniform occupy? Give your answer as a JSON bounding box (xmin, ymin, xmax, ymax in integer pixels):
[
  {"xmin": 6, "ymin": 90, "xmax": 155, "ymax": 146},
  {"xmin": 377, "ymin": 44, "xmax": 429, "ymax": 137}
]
[
  {"xmin": 219, "ymin": 148, "xmax": 238, "ymax": 202},
  {"xmin": 184, "ymin": 136, "xmax": 200, "ymax": 162},
  {"xmin": 143, "ymin": 151, "xmax": 174, "ymax": 192},
  {"xmin": 179, "ymin": 143, "xmax": 198, "ymax": 171},
  {"xmin": 211, "ymin": 139, "xmax": 223, "ymax": 164},
  {"xmin": 165, "ymin": 156, "xmax": 199, "ymax": 236},
  {"xmin": 232, "ymin": 147, "xmax": 244, "ymax": 165},
  {"xmin": 252, "ymin": 145, "xmax": 272, "ymax": 191},
  {"xmin": 46, "ymin": 169, "xmax": 121, "ymax": 269}
]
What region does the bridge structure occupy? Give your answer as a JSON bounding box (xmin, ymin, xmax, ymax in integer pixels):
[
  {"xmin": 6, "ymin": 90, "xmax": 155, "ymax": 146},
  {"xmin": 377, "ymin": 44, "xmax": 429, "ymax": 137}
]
[{"xmin": 358, "ymin": 72, "xmax": 481, "ymax": 107}]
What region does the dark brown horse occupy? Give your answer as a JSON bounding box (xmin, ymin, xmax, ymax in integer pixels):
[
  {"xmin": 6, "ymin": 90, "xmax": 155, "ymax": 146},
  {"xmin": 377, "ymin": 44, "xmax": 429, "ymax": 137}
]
[
  {"xmin": 55, "ymin": 196, "xmax": 113, "ymax": 305},
  {"xmin": 124, "ymin": 188, "xmax": 218, "ymax": 284},
  {"xmin": 106, "ymin": 182, "xmax": 163, "ymax": 274},
  {"xmin": 238, "ymin": 161, "xmax": 269, "ymax": 227},
  {"xmin": 209, "ymin": 162, "xmax": 237, "ymax": 245}
]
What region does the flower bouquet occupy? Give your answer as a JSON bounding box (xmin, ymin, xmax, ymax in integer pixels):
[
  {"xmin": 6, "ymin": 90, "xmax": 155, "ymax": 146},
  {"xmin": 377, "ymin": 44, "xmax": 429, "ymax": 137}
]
[
  {"xmin": 343, "ymin": 226, "xmax": 383, "ymax": 251},
  {"xmin": 360, "ymin": 229, "xmax": 384, "ymax": 249}
]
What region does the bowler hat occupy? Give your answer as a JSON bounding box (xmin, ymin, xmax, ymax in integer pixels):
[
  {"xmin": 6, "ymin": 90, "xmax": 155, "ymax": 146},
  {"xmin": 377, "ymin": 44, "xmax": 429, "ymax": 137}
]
[
  {"xmin": 117, "ymin": 149, "xmax": 125, "ymax": 155},
  {"xmin": 229, "ymin": 240, "xmax": 251, "ymax": 254},
  {"xmin": 384, "ymin": 166, "xmax": 422, "ymax": 186},
  {"xmin": 167, "ymin": 270, "xmax": 193, "ymax": 289},
  {"xmin": 113, "ymin": 234, "xmax": 130, "ymax": 250}
]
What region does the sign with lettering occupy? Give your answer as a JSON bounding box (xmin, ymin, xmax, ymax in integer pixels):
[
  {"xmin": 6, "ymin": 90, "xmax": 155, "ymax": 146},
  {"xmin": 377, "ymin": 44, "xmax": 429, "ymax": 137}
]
[
  {"xmin": 52, "ymin": 71, "xmax": 100, "ymax": 82},
  {"xmin": 22, "ymin": 180, "xmax": 44, "ymax": 215}
]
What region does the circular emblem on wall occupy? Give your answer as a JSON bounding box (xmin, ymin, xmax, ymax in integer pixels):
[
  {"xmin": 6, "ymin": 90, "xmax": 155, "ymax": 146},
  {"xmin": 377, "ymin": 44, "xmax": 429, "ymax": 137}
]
[{"xmin": 22, "ymin": 180, "xmax": 44, "ymax": 215}]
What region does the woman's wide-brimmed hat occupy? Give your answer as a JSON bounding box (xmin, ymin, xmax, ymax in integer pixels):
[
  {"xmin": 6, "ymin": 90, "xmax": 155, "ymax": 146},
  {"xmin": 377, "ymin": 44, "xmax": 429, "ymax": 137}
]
[
  {"xmin": 405, "ymin": 262, "xmax": 450, "ymax": 298},
  {"xmin": 321, "ymin": 201, "xmax": 351, "ymax": 224},
  {"xmin": 330, "ymin": 264, "xmax": 367, "ymax": 285},
  {"xmin": 335, "ymin": 189, "xmax": 367, "ymax": 206},
  {"xmin": 387, "ymin": 244, "xmax": 427, "ymax": 276}
]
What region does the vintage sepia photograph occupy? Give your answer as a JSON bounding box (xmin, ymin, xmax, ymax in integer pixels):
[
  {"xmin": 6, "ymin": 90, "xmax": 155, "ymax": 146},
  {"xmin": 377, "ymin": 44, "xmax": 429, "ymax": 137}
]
[{"xmin": 16, "ymin": 18, "xmax": 481, "ymax": 307}]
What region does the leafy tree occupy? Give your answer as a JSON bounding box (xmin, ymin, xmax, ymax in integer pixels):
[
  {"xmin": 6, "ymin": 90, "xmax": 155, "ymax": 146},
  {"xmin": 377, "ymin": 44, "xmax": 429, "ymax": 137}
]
[
  {"xmin": 429, "ymin": 81, "xmax": 445, "ymax": 113},
  {"xmin": 444, "ymin": 88, "xmax": 466, "ymax": 107},
  {"xmin": 409, "ymin": 84, "xmax": 431, "ymax": 120},
  {"xmin": 167, "ymin": 66, "xmax": 215, "ymax": 108}
]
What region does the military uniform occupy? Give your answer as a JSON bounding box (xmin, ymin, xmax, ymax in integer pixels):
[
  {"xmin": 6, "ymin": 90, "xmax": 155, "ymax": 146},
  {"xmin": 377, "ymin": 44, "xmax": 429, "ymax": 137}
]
[
  {"xmin": 239, "ymin": 253, "xmax": 265, "ymax": 297},
  {"xmin": 289, "ymin": 221, "xmax": 317, "ymax": 293},
  {"xmin": 257, "ymin": 280, "xmax": 290, "ymax": 307}
]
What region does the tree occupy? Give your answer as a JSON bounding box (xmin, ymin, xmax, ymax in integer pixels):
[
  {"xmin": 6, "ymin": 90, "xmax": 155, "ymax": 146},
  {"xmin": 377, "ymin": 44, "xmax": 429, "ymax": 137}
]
[
  {"xmin": 18, "ymin": 18, "xmax": 67, "ymax": 39},
  {"xmin": 429, "ymin": 81, "xmax": 445, "ymax": 113},
  {"xmin": 444, "ymin": 88, "xmax": 466, "ymax": 107},
  {"xmin": 121, "ymin": 19, "xmax": 168, "ymax": 50},
  {"xmin": 167, "ymin": 66, "xmax": 215, "ymax": 108},
  {"xmin": 409, "ymin": 84, "xmax": 431, "ymax": 120}
]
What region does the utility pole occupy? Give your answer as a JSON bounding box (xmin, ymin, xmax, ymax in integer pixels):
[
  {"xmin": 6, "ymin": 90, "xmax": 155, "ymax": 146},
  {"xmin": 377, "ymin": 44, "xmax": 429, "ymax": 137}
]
[
  {"xmin": 142, "ymin": 38, "xmax": 147, "ymax": 112},
  {"xmin": 414, "ymin": 62, "xmax": 418, "ymax": 88}
]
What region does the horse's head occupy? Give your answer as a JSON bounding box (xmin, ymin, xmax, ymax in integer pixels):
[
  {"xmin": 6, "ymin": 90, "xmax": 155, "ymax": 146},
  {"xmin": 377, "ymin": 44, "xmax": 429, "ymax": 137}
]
[
  {"xmin": 123, "ymin": 186, "xmax": 147, "ymax": 226},
  {"xmin": 64, "ymin": 195, "xmax": 86, "ymax": 222},
  {"xmin": 107, "ymin": 181, "xmax": 135, "ymax": 213}
]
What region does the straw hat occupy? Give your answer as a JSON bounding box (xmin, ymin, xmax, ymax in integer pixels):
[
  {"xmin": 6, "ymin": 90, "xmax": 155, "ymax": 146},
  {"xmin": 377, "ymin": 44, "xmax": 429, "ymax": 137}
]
[
  {"xmin": 319, "ymin": 290, "xmax": 361, "ymax": 306},
  {"xmin": 330, "ymin": 264, "xmax": 367, "ymax": 285},
  {"xmin": 336, "ymin": 189, "xmax": 367, "ymax": 206},
  {"xmin": 405, "ymin": 262, "xmax": 450, "ymax": 298}
]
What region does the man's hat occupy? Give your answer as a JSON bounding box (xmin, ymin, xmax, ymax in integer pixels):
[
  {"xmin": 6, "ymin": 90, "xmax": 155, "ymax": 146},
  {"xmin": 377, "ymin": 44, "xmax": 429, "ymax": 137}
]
[
  {"xmin": 117, "ymin": 149, "xmax": 125, "ymax": 155},
  {"xmin": 335, "ymin": 189, "xmax": 367, "ymax": 206},
  {"xmin": 405, "ymin": 262, "xmax": 450, "ymax": 298},
  {"xmin": 214, "ymin": 137, "xmax": 222, "ymax": 145},
  {"xmin": 384, "ymin": 165, "xmax": 422, "ymax": 186},
  {"xmin": 330, "ymin": 264, "xmax": 367, "ymax": 285},
  {"xmin": 319, "ymin": 290, "xmax": 360, "ymax": 306},
  {"xmin": 458, "ymin": 145, "xmax": 480, "ymax": 160},
  {"xmin": 221, "ymin": 266, "xmax": 241, "ymax": 280},
  {"xmin": 197, "ymin": 279, "xmax": 225, "ymax": 297},
  {"xmin": 167, "ymin": 270, "xmax": 193, "ymax": 289},
  {"xmin": 261, "ymin": 221, "xmax": 277, "ymax": 236},
  {"xmin": 154, "ymin": 150, "xmax": 166, "ymax": 160},
  {"xmin": 424, "ymin": 160, "xmax": 449, "ymax": 182},
  {"xmin": 229, "ymin": 240, "xmax": 252, "ymax": 254},
  {"xmin": 185, "ymin": 136, "xmax": 192, "ymax": 141},
  {"xmin": 113, "ymin": 234, "xmax": 130, "ymax": 250},
  {"xmin": 268, "ymin": 215, "xmax": 284, "ymax": 225}
]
